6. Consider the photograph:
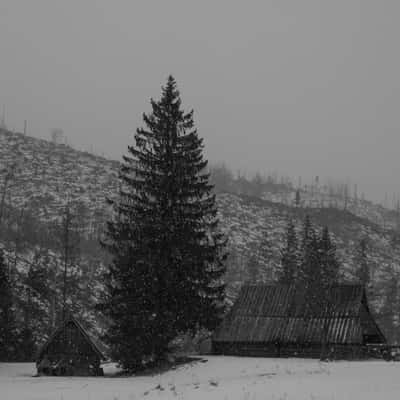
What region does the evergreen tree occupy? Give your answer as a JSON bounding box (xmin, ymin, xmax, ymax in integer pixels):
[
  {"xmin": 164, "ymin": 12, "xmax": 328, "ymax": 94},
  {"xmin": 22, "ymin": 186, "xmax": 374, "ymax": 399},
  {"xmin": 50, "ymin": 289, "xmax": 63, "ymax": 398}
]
[
  {"xmin": 354, "ymin": 238, "xmax": 369, "ymax": 286},
  {"xmin": 250, "ymin": 173, "xmax": 264, "ymax": 197},
  {"xmin": 380, "ymin": 265, "xmax": 398, "ymax": 343},
  {"xmin": 0, "ymin": 249, "xmax": 16, "ymax": 360},
  {"xmin": 315, "ymin": 226, "xmax": 338, "ymax": 359},
  {"xmin": 297, "ymin": 217, "xmax": 325, "ymax": 355},
  {"xmin": 297, "ymin": 220, "xmax": 341, "ymax": 359},
  {"xmin": 295, "ymin": 190, "xmax": 301, "ymax": 207},
  {"xmin": 17, "ymin": 261, "xmax": 50, "ymax": 361},
  {"xmin": 99, "ymin": 76, "xmax": 227, "ymax": 371},
  {"xmin": 209, "ymin": 163, "xmax": 234, "ymax": 194},
  {"xmin": 298, "ymin": 218, "xmax": 340, "ymax": 290},
  {"xmin": 257, "ymin": 218, "xmax": 274, "ymax": 282},
  {"xmin": 279, "ymin": 219, "xmax": 298, "ymax": 284},
  {"xmin": 318, "ymin": 226, "xmax": 339, "ymax": 286},
  {"xmin": 298, "ymin": 215, "xmax": 318, "ymax": 287}
]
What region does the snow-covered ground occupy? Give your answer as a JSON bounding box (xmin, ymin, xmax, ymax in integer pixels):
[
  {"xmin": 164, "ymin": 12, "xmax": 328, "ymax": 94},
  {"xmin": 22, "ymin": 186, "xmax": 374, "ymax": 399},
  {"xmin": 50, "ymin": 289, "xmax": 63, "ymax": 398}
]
[{"xmin": 2, "ymin": 357, "xmax": 400, "ymax": 400}]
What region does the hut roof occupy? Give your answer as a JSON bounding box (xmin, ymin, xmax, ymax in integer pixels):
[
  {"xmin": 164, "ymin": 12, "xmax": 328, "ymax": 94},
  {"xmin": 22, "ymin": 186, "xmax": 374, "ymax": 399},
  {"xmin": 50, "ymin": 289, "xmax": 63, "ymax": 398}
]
[
  {"xmin": 213, "ymin": 283, "xmax": 386, "ymax": 345},
  {"xmin": 37, "ymin": 314, "xmax": 105, "ymax": 362}
]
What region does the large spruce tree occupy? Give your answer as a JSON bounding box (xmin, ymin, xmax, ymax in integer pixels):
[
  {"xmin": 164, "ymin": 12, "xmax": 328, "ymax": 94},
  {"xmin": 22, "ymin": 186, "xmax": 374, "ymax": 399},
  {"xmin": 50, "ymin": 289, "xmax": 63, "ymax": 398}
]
[{"xmin": 99, "ymin": 76, "xmax": 227, "ymax": 371}]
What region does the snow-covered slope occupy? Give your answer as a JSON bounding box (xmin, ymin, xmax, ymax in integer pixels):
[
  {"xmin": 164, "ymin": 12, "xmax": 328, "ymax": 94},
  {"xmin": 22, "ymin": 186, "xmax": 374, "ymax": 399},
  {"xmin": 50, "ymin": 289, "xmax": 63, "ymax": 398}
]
[
  {"xmin": 2, "ymin": 128, "xmax": 400, "ymax": 343},
  {"xmin": 0, "ymin": 128, "xmax": 118, "ymax": 224}
]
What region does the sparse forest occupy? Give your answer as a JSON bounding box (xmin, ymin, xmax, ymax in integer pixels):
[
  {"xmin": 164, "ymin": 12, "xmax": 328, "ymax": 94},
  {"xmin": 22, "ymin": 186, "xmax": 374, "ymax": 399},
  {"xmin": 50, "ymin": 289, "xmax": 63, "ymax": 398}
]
[{"xmin": 1, "ymin": 96, "xmax": 400, "ymax": 362}]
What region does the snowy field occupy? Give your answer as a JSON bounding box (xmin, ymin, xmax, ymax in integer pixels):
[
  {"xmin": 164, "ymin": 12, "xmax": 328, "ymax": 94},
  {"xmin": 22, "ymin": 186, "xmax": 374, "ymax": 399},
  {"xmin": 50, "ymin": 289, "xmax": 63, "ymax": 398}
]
[{"xmin": 2, "ymin": 356, "xmax": 400, "ymax": 400}]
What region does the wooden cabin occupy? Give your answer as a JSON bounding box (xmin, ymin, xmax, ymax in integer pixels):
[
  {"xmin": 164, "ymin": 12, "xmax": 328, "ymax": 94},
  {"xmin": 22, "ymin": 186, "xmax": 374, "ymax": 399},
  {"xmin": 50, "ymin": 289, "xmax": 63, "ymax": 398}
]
[
  {"xmin": 36, "ymin": 315, "xmax": 105, "ymax": 376},
  {"xmin": 212, "ymin": 284, "xmax": 386, "ymax": 359}
]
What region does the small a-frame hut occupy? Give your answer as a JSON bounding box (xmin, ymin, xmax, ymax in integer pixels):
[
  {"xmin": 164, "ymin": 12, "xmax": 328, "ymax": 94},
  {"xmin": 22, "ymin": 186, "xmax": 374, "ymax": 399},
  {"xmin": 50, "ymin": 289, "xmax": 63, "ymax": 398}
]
[
  {"xmin": 213, "ymin": 283, "xmax": 386, "ymax": 359},
  {"xmin": 36, "ymin": 314, "xmax": 105, "ymax": 376}
]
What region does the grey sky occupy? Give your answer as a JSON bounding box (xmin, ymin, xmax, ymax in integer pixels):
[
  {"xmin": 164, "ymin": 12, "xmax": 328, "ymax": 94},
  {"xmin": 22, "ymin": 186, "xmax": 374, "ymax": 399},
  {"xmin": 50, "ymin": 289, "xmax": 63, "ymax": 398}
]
[{"xmin": 1, "ymin": 1, "xmax": 399, "ymax": 203}]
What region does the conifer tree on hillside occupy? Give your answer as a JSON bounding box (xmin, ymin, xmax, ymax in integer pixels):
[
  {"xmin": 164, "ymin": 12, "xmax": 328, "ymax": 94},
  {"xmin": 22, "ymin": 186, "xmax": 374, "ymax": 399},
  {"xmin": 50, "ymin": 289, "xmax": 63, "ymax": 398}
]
[
  {"xmin": 250, "ymin": 173, "xmax": 264, "ymax": 197},
  {"xmin": 295, "ymin": 189, "xmax": 301, "ymax": 207},
  {"xmin": 297, "ymin": 217, "xmax": 320, "ymax": 335},
  {"xmin": 209, "ymin": 163, "xmax": 234, "ymax": 194},
  {"xmin": 298, "ymin": 215, "xmax": 318, "ymax": 288},
  {"xmin": 298, "ymin": 219, "xmax": 341, "ymax": 314},
  {"xmin": 319, "ymin": 226, "xmax": 340, "ymax": 286},
  {"xmin": 298, "ymin": 218, "xmax": 340, "ymax": 290},
  {"xmin": 254, "ymin": 218, "xmax": 274, "ymax": 282},
  {"xmin": 99, "ymin": 76, "xmax": 227, "ymax": 371},
  {"xmin": 298, "ymin": 217, "xmax": 324, "ymax": 353},
  {"xmin": 17, "ymin": 261, "xmax": 50, "ymax": 361},
  {"xmin": 0, "ymin": 249, "xmax": 16, "ymax": 361},
  {"xmin": 279, "ymin": 219, "xmax": 298, "ymax": 284},
  {"xmin": 354, "ymin": 238, "xmax": 370, "ymax": 286},
  {"xmin": 248, "ymin": 217, "xmax": 292, "ymax": 284},
  {"xmin": 316, "ymin": 226, "xmax": 340, "ymax": 359},
  {"xmin": 297, "ymin": 220, "xmax": 341, "ymax": 359},
  {"xmin": 379, "ymin": 265, "xmax": 398, "ymax": 343}
]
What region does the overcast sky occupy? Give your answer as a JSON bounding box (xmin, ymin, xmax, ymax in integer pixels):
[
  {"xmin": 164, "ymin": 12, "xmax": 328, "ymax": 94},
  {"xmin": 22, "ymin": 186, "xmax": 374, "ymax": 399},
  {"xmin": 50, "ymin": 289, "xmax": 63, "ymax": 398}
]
[{"xmin": 1, "ymin": 1, "xmax": 399, "ymax": 203}]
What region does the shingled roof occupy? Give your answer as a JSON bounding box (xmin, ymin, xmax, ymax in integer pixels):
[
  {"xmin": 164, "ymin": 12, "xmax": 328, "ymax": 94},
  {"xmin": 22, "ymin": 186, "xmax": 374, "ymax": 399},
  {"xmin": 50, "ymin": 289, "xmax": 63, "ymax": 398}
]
[{"xmin": 213, "ymin": 284, "xmax": 386, "ymax": 345}]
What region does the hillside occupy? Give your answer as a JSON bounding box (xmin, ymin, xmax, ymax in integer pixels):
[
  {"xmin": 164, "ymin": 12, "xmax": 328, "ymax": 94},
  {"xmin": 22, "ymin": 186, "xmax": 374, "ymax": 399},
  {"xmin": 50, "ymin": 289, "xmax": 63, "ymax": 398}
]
[
  {"xmin": 217, "ymin": 194, "xmax": 400, "ymax": 321},
  {"xmin": 0, "ymin": 128, "xmax": 119, "ymax": 225},
  {"xmin": 1, "ymin": 128, "xmax": 400, "ymax": 348},
  {"xmin": 262, "ymin": 183, "xmax": 399, "ymax": 231}
]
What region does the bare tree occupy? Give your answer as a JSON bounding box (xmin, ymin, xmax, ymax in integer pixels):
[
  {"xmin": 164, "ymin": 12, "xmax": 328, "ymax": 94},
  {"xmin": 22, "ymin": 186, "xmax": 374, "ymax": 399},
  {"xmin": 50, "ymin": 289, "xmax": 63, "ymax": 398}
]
[{"xmin": 51, "ymin": 204, "xmax": 81, "ymax": 322}]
